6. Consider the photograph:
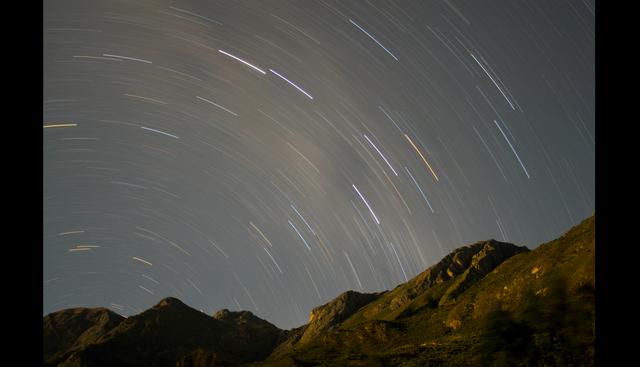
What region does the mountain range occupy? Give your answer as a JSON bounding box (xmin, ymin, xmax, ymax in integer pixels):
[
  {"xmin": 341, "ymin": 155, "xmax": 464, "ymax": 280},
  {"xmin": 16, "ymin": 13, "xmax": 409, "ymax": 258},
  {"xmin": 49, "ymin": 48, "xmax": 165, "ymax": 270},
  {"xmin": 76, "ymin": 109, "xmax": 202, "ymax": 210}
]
[{"xmin": 44, "ymin": 214, "xmax": 595, "ymax": 366}]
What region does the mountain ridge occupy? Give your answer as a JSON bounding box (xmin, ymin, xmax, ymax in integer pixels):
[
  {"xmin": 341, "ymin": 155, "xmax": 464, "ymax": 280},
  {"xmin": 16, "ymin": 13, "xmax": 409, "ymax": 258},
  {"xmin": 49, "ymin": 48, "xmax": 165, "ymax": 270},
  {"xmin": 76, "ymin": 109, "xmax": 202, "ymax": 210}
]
[{"xmin": 44, "ymin": 215, "xmax": 595, "ymax": 366}]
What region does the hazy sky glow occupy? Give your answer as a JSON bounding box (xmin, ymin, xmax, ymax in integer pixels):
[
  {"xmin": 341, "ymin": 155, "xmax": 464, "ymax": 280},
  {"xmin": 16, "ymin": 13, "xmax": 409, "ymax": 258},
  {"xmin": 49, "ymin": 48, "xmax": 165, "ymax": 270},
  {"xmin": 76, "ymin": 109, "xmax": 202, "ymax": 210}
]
[{"xmin": 44, "ymin": 0, "xmax": 594, "ymax": 329}]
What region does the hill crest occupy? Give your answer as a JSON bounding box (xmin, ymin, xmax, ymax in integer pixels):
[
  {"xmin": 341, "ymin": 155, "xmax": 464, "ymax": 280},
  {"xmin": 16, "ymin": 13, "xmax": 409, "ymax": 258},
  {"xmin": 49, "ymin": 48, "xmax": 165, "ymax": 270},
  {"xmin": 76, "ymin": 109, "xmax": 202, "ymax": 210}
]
[{"xmin": 43, "ymin": 215, "xmax": 595, "ymax": 367}]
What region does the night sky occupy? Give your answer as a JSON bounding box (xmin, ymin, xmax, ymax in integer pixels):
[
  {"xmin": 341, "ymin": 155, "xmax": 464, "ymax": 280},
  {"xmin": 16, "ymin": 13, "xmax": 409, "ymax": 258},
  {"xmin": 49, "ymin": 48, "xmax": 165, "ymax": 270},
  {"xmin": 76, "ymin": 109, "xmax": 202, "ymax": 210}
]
[{"xmin": 44, "ymin": 0, "xmax": 594, "ymax": 329}]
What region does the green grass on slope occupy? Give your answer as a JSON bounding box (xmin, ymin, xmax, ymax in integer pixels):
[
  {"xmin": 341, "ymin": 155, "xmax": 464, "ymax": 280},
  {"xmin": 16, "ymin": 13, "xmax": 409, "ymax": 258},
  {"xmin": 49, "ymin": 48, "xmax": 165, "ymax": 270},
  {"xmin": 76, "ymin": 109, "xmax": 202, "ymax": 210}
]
[{"xmin": 253, "ymin": 215, "xmax": 595, "ymax": 367}]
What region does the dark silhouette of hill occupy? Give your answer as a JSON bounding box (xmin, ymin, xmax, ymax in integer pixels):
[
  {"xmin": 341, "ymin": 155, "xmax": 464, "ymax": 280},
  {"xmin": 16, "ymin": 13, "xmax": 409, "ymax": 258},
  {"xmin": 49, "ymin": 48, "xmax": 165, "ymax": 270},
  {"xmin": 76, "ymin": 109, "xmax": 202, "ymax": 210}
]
[
  {"xmin": 43, "ymin": 307, "xmax": 125, "ymax": 364},
  {"xmin": 44, "ymin": 297, "xmax": 283, "ymax": 366},
  {"xmin": 44, "ymin": 215, "xmax": 595, "ymax": 366}
]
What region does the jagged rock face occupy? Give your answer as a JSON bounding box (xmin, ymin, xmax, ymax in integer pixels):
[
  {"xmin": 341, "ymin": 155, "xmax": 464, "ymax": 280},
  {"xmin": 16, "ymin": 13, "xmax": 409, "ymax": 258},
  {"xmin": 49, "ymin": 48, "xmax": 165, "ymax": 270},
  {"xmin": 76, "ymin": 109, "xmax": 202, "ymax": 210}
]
[
  {"xmin": 299, "ymin": 290, "xmax": 381, "ymax": 344},
  {"xmin": 414, "ymin": 240, "xmax": 527, "ymax": 293},
  {"xmin": 395, "ymin": 240, "xmax": 528, "ymax": 309},
  {"xmin": 439, "ymin": 240, "xmax": 530, "ymax": 305},
  {"xmin": 43, "ymin": 307, "xmax": 124, "ymax": 365},
  {"xmin": 255, "ymin": 217, "xmax": 594, "ymax": 366},
  {"xmin": 359, "ymin": 240, "xmax": 529, "ymax": 318}
]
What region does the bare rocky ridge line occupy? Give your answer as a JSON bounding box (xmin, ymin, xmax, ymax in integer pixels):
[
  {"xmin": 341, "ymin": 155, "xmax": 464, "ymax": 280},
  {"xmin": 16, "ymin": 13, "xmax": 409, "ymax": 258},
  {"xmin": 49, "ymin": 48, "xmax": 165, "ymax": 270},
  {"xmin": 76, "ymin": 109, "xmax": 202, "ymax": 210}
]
[
  {"xmin": 42, "ymin": 240, "xmax": 529, "ymax": 366},
  {"xmin": 43, "ymin": 215, "xmax": 594, "ymax": 366}
]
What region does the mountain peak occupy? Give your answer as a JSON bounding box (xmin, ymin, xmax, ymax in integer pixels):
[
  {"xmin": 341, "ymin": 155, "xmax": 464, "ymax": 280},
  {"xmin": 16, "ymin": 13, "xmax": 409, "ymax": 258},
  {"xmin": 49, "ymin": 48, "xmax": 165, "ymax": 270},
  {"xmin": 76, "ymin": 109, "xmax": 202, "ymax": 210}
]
[
  {"xmin": 438, "ymin": 239, "xmax": 529, "ymax": 304},
  {"xmin": 44, "ymin": 215, "xmax": 594, "ymax": 367},
  {"xmin": 350, "ymin": 239, "xmax": 530, "ymax": 320},
  {"xmin": 413, "ymin": 239, "xmax": 529, "ymax": 290},
  {"xmin": 156, "ymin": 296, "xmax": 183, "ymax": 305},
  {"xmin": 153, "ymin": 297, "xmax": 188, "ymax": 310}
]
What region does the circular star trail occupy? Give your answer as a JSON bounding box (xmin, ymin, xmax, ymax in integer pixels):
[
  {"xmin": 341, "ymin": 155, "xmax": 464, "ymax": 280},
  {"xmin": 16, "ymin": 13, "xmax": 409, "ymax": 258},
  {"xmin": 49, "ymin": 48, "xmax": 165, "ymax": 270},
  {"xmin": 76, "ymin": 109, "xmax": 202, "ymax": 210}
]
[{"xmin": 44, "ymin": 0, "xmax": 594, "ymax": 329}]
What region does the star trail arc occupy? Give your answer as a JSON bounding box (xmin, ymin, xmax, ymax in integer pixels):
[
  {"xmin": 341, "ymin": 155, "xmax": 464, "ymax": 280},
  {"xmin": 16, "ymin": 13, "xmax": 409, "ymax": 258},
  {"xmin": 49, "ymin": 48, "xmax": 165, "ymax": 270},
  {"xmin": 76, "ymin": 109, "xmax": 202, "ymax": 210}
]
[{"xmin": 44, "ymin": 0, "xmax": 594, "ymax": 330}]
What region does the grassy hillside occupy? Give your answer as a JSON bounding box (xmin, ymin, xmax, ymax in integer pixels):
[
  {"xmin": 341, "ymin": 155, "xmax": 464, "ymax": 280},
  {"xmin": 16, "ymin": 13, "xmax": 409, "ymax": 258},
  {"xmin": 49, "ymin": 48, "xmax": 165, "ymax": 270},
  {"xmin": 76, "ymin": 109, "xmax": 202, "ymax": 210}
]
[{"xmin": 252, "ymin": 215, "xmax": 595, "ymax": 366}]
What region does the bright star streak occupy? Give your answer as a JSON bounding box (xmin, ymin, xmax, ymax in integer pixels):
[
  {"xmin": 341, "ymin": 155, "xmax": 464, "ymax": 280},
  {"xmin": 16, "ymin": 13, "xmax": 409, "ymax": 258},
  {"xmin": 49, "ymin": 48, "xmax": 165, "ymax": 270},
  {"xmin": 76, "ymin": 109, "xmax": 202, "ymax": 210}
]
[
  {"xmin": 218, "ymin": 49, "xmax": 266, "ymax": 74},
  {"xmin": 352, "ymin": 184, "xmax": 380, "ymax": 225},
  {"xmin": 471, "ymin": 53, "xmax": 515, "ymax": 110},
  {"xmin": 404, "ymin": 134, "xmax": 439, "ymax": 181},
  {"xmin": 363, "ymin": 134, "xmax": 398, "ymax": 176},
  {"xmin": 44, "ymin": 123, "xmax": 77, "ymax": 129},
  {"xmin": 250, "ymin": 221, "xmax": 274, "ymax": 247},
  {"xmin": 263, "ymin": 247, "xmax": 283, "ymax": 274},
  {"xmin": 291, "ymin": 204, "xmax": 316, "ymax": 235},
  {"xmin": 132, "ymin": 257, "xmax": 153, "ymax": 266},
  {"xmin": 269, "ymin": 69, "xmax": 314, "ymax": 100},
  {"xmin": 349, "ymin": 19, "xmax": 399, "ymax": 62},
  {"xmin": 288, "ymin": 220, "xmax": 311, "ymax": 251},
  {"xmin": 140, "ymin": 126, "xmax": 179, "ymax": 139}
]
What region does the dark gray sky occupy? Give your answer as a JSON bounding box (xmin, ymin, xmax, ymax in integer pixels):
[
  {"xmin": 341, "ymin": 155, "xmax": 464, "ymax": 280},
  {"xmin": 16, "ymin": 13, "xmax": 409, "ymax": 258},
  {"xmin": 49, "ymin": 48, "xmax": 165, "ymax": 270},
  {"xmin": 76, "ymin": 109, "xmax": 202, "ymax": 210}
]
[{"xmin": 43, "ymin": 0, "xmax": 594, "ymax": 329}]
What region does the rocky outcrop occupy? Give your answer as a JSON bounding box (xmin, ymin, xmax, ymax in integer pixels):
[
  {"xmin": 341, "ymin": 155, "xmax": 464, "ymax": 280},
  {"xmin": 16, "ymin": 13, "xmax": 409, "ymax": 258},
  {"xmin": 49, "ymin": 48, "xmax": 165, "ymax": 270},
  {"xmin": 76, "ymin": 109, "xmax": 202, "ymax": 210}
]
[
  {"xmin": 299, "ymin": 290, "xmax": 381, "ymax": 344},
  {"xmin": 44, "ymin": 216, "xmax": 595, "ymax": 367},
  {"xmin": 364, "ymin": 240, "xmax": 529, "ymax": 318},
  {"xmin": 439, "ymin": 240, "xmax": 530, "ymax": 305},
  {"xmin": 411, "ymin": 239, "xmax": 527, "ymax": 297},
  {"xmin": 255, "ymin": 216, "xmax": 594, "ymax": 366}
]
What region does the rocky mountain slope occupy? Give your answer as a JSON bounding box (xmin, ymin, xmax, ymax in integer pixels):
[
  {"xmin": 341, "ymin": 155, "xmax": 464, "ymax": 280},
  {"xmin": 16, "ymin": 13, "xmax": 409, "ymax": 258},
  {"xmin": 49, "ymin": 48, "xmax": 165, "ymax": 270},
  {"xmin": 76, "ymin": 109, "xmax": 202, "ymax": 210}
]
[{"xmin": 44, "ymin": 215, "xmax": 595, "ymax": 366}]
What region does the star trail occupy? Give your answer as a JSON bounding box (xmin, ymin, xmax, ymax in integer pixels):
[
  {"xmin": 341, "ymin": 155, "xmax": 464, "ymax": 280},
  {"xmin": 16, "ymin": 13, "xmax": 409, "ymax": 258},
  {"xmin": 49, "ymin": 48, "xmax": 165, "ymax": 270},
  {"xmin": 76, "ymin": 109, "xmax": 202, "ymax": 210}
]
[{"xmin": 44, "ymin": 0, "xmax": 594, "ymax": 329}]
